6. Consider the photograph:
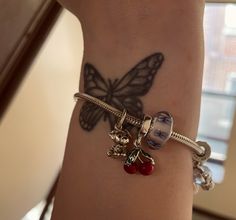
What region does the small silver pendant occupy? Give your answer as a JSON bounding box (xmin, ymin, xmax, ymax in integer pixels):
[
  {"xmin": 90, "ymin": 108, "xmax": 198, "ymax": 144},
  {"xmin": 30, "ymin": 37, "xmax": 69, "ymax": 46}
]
[
  {"xmin": 107, "ymin": 109, "xmax": 130, "ymax": 158},
  {"xmin": 107, "ymin": 129, "xmax": 130, "ymax": 158},
  {"xmin": 193, "ymin": 162, "xmax": 215, "ymax": 191}
]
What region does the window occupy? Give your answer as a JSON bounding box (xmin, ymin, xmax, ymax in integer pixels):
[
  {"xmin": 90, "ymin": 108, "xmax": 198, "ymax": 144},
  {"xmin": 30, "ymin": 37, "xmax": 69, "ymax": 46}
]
[
  {"xmin": 224, "ymin": 4, "xmax": 236, "ymax": 36},
  {"xmin": 198, "ymin": 3, "xmax": 236, "ymax": 183}
]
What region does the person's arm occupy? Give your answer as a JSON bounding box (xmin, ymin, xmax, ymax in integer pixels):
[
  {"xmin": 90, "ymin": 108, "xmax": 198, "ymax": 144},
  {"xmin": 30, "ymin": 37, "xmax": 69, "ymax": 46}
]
[{"xmin": 52, "ymin": 1, "xmax": 205, "ymax": 219}]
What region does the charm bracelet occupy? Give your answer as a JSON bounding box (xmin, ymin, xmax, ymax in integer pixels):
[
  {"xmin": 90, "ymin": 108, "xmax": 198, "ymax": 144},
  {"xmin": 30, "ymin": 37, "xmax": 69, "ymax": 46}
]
[{"xmin": 74, "ymin": 92, "xmax": 215, "ymax": 192}]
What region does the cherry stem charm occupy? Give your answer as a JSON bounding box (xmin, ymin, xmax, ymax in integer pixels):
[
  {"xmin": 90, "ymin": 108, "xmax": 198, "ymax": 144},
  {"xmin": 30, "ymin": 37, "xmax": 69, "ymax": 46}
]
[
  {"xmin": 124, "ymin": 121, "xmax": 156, "ymax": 175},
  {"xmin": 124, "ymin": 147, "xmax": 155, "ymax": 175}
]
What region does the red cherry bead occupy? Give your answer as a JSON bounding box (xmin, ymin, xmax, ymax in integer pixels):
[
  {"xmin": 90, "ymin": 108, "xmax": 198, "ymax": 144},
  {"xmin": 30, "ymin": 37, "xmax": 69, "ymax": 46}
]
[
  {"xmin": 124, "ymin": 163, "xmax": 137, "ymax": 174},
  {"xmin": 139, "ymin": 162, "xmax": 154, "ymax": 175}
]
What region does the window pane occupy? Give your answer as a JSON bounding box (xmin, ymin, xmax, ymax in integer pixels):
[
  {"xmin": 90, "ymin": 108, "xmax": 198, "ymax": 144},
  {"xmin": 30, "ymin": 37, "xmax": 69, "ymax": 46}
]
[
  {"xmin": 198, "ymin": 3, "xmax": 236, "ymax": 168},
  {"xmin": 199, "ymin": 94, "xmax": 235, "ymax": 141},
  {"xmin": 203, "ymin": 4, "xmax": 236, "ymax": 93}
]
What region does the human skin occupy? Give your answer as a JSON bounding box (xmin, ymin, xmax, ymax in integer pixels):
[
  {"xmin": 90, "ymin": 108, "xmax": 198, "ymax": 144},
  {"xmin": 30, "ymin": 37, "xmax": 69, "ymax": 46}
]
[{"xmin": 52, "ymin": 1, "xmax": 205, "ymax": 219}]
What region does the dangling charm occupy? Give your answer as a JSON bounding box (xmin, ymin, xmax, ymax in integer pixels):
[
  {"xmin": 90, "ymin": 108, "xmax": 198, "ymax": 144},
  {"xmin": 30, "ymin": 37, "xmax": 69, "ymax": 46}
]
[
  {"xmin": 193, "ymin": 161, "xmax": 215, "ymax": 192},
  {"xmin": 124, "ymin": 130, "xmax": 155, "ymax": 176},
  {"xmin": 192, "ymin": 141, "xmax": 215, "ymax": 192},
  {"xmin": 107, "ymin": 110, "xmax": 130, "ymax": 158},
  {"xmin": 107, "ymin": 129, "xmax": 130, "ymax": 158}
]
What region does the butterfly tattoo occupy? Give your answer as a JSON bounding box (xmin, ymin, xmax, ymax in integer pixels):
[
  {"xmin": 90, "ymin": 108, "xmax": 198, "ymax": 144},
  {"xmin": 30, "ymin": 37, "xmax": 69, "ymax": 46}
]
[{"xmin": 79, "ymin": 53, "xmax": 164, "ymax": 131}]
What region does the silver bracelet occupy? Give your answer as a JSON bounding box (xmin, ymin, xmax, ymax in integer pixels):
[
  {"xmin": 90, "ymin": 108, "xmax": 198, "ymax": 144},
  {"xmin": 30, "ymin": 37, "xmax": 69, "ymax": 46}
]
[{"xmin": 74, "ymin": 92, "xmax": 215, "ymax": 191}]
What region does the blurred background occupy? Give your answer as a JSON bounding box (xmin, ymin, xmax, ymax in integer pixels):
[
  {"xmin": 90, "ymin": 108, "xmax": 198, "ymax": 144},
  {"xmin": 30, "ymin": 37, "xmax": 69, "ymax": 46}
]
[{"xmin": 0, "ymin": 0, "xmax": 236, "ymax": 219}]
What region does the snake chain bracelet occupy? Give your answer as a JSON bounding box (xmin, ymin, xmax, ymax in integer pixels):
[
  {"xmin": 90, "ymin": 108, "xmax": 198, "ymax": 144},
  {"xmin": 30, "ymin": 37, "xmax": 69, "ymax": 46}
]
[{"xmin": 74, "ymin": 92, "xmax": 215, "ymax": 191}]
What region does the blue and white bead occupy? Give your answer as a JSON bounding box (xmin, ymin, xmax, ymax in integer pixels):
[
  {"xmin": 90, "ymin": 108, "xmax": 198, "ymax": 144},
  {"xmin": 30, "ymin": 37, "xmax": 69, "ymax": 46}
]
[{"xmin": 146, "ymin": 111, "xmax": 173, "ymax": 150}]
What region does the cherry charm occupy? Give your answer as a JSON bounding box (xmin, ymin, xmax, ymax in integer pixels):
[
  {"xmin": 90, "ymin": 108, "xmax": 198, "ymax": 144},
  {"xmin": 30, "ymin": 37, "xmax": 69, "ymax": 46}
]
[
  {"xmin": 124, "ymin": 147, "xmax": 155, "ymax": 175},
  {"xmin": 139, "ymin": 162, "xmax": 154, "ymax": 175},
  {"xmin": 124, "ymin": 163, "xmax": 138, "ymax": 174}
]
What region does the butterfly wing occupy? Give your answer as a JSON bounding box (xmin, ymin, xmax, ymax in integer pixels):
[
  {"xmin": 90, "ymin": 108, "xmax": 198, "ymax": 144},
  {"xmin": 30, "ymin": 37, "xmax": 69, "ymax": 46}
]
[
  {"xmin": 107, "ymin": 96, "xmax": 143, "ymax": 129},
  {"xmin": 79, "ymin": 101, "xmax": 105, "ymax": 131},
  {"xmin": 80, "ymin": 64, "xmax": 109, "ymax": 131},
  {"xmin": 84, "ymin": 63, "xmax": 109, "ymax": 97},
  {"xmin": 120, "ymin": 96, "xmax": 144, "ymax": 119},
  {"xmin": 80, "ymin": 53, "xmax": 164, "ymax": 130},
  {"xmin": 108, "ymin": 53, "xmax": 164, "ymax": 126},
  {"xmin": 113, "ymin": 53, "xmax": 164, "ymax": 96}
]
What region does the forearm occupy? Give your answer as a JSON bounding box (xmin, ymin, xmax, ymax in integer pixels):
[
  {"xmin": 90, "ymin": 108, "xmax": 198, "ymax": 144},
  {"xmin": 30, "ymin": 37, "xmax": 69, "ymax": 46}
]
[
  {"xmin": 79, "ymin": 0, "xmax": 205, "ymax": 137},
  {"xmin": 52, "ymin": 1, "xmax": 205, "ymax": 219}
]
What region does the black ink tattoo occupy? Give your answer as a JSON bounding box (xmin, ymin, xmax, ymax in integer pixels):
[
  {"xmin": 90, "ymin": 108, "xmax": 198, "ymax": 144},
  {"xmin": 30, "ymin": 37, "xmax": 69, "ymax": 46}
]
[{"xmin": 79, "ymin": 53, "xmax": 164, "ymax": 131}]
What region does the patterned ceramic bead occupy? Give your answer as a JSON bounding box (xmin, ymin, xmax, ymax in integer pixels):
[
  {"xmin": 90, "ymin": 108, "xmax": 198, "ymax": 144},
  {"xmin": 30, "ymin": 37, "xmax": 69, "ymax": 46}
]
[{"xmin": 146, "ymin": 111, "xmax": 173, "ymax": 149}]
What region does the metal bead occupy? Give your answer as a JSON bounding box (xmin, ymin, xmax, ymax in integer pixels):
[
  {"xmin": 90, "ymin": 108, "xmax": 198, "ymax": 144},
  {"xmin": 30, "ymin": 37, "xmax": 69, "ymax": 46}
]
[
  {"xmin": 140, "ymin": 115, "xmax": 152, "ymax": 137},
  {"xmin": 192, "ymin": 141, "xmax": 211, "ymax": 162}
]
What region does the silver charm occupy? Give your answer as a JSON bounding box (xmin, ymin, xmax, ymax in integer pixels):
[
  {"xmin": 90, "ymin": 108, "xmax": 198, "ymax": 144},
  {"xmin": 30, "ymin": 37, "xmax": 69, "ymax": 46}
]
[
  {"xmin": 124, "ymin": 127, "xmax": 155, "ymax": 175},
  {"xmin": 107, "ymin": 110, "xmax": 130, "ymax": 158},
  {"xmin": 192, "ymin": 142, "xmax": 214, "ymax": 192},
  {"xmin": 107, "ymin": 129, "xmax": 130, "ymax": 158},
  {"xmin": 193, "ymin": 162, "xmax": 215, "ymax": 192}
]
